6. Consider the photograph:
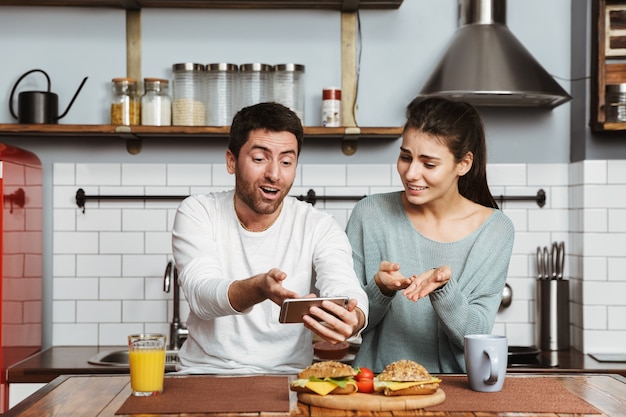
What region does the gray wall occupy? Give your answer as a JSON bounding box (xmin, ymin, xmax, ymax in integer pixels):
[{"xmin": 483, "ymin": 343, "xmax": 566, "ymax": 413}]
[{"xmin": 0, "ymin": 0, "xmax": 594, "ymax": 165}]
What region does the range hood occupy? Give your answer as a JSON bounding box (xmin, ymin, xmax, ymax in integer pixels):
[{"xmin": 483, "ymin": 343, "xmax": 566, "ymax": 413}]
[{"xmin": 419, "ymin": 0, "xmax": 572, "ymax": 109}]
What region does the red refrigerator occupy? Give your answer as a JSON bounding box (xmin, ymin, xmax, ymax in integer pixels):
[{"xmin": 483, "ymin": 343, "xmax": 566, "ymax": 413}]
[{"xmin": 0, "ymin": 144, "xmax": 42, "ymax": 412}]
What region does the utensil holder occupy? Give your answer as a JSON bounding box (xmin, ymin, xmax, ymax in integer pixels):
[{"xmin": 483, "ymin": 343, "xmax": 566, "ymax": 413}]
[{"xmin": 535, "ymin": 279, "xmax": 570, "ymax": 351}]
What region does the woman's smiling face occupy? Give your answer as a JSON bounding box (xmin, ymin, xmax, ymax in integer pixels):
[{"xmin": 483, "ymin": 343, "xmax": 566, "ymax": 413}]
[{"xmin": 397, "ymin": 128, "xmax": 471, "ymax": 207}]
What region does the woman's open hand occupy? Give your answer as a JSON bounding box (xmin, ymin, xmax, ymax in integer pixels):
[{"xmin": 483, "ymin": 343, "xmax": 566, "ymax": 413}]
[
  {"xmin": 374, "ymin": 261, "xmax": 413, "ymax": 296},
  {"xmin": 402, "ymin": 266, "xmax": 452, "ymax": 301}
]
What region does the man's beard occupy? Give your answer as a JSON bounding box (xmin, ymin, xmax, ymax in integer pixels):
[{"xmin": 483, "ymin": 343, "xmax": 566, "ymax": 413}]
[{"xmin": 235, "ymin": 179, "xmax": 290, "ymax": 216}]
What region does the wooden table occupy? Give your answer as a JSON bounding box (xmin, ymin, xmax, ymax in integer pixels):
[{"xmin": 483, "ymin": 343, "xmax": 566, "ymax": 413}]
[{"xmin": 4, "ymin": 373, "xmax": 626, "ymax": 417}]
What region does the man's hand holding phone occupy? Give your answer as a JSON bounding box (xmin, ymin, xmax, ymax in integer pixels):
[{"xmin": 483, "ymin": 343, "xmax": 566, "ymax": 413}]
[
  {"xmin": 278, "ymin": 297, "xmax": 349, "ymax": 323},
  {"xmin": 279, "ymin": 296, "xmax": 365, "ymax": 344}
]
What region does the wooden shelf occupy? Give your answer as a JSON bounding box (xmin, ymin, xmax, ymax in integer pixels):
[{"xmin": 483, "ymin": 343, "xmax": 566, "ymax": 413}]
[
  {"xmin": 0, "ymin": 124, "xmax": 402, "ymax": 154},
  {"xmin": 591, "ymin": 121, "xmax": 626, "ymax": 130},
  {"xmin": 0, "ymin": 124, "xmax": 401, "ymax": 138},
  {"xmin": 0, "ymin": 0, "xmax": 403, "ymax": 10}
]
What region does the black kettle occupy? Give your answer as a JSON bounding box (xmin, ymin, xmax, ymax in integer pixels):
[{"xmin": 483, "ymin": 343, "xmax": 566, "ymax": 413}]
[{"xmin": 9, "ymin": 69, "xmax": 88, "ymax": 124}]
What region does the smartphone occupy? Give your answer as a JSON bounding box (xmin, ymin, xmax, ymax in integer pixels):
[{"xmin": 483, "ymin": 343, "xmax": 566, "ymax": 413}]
[{"xmin": 278, "ymin": 296, "xmax": 349, "ymax": 323}]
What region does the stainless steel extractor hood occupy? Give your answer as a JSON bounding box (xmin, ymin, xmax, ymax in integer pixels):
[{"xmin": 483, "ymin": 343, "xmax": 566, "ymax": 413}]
[{"xmin": 419, "ymin": 0, "xmax": 572, "ymax": 109}]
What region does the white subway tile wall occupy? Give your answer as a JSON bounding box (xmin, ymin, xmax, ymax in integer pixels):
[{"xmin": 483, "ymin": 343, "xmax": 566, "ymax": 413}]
[{"xmin": 52, "ymin": 162, "xmax": 626, "ymax": 353}]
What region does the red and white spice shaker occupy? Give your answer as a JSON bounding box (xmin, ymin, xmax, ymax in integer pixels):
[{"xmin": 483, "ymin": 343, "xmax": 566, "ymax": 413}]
[{"xmin": 322, "ymin": 87, "xmax": 341, "ymax": 127}]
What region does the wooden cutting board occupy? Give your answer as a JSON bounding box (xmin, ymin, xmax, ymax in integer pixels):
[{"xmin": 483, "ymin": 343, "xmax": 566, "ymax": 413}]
[{"xmin": 298, "ymin": 388, "xmax": 445, "ymax": 411}]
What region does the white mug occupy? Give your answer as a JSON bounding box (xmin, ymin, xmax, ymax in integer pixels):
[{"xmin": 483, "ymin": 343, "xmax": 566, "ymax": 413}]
[{"xmin": 464, "ymin": 334, "xmax": 508, "ymax": 392}]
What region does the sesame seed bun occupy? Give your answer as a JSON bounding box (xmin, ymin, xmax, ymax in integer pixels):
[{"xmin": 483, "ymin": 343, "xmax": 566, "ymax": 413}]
[
  {"xmin": 297, "ymin": 360, "xmax": 357, "ymax": 379},
  {"xmin": 375, "ymin": 360, "xmax": 440, "ymax": 396}
]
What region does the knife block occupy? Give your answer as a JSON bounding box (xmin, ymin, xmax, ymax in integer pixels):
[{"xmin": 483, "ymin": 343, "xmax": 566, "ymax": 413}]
[{"xmin": 535, "ymin": 279, "xmax": 570, "ymax": 351}]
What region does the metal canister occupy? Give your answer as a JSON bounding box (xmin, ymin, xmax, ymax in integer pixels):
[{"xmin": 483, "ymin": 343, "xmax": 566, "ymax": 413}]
[
  {"xmin": 605, "ymin": 83, "xmax": 626, "ymax": 122},
  {"xmin": 110, "ymin": 77, "xmax": 140, "ymax": 126},
  {"xmin": 536, "ymin": 279, "xmax": 570, "ymax": 351},
  {"xmin": 171, "ymin": 63, "xmax": 207, "ymax": 126},
  {"xmin": 206, "ymin": 63, "xmax": 238, "ymax": 126},
  {"xmin": 239, "ymin": 63, "xmax": 272, "ymax": 111},
  {"xmin": 273, "ymin": 64, "xmax": 305, "ymax": 122}
]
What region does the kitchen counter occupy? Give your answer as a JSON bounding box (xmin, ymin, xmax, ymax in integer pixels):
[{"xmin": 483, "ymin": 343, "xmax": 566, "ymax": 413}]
[
  {"xmin": 7, "ymin": 346, "xmax": 130, "ymax": 384},
  {"xmin": 4, "ymin": 373, "xmax": 626, "ymax": 416},
  {"xmin": 507, "ymin": 348, "xmax": 626, "ymax": 376},
  {"xmin": 7, "ymin": 345, "xmax": 626, "ymax": 384}
]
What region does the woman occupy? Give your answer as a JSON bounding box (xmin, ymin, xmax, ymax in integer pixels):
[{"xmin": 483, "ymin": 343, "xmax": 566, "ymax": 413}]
[{"xmin": 347, "ymin": 97, "xmax": 514, "ymax": 373}]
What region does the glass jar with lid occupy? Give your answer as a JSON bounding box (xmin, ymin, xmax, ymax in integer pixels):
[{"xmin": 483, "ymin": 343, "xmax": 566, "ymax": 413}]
[
  {"xmin": 110, "ymin": 77, "xmax": 140, "ymax": 125},
  {"xmin": 273, "ymin": 63, "xmax": 305, "ymax": 122},
  {"xmin": 206, "ymin": 63, "xmax": 238, "ymax": 126},
  {"xmin": 605, "ymin": 83, "xmax": 626, "ymax": 122},
  {"xmin": 239, "ymin": 63, "xmax": 273, "ymax": 111},
  {"xmin": 171, "ymin": 63, "xmax": 207, "ymax": 126},
  {"xmin": 141, "ymin": 78, "xmax": 171, "ymax": 126}
]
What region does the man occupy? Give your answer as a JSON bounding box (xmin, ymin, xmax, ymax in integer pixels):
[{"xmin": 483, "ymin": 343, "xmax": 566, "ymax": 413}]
[{"xmin": 172, "ymin": 102, "xmax": 368, "ymax": 374}]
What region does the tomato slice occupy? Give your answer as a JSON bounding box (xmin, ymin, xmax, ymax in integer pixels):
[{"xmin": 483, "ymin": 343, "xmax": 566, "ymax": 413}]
[{"xmin": 356, "ymin": 378, "xmax": 374, "ymax": 393}]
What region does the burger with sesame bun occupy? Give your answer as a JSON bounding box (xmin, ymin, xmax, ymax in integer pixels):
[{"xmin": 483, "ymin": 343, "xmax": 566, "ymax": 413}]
[
  {"xmin": 373, "ymin": 359, "xmax": 441, "ymax": 396},
  {"xmin": 290, "ymin": 361, "xmax": 358, "ymax": 396}
]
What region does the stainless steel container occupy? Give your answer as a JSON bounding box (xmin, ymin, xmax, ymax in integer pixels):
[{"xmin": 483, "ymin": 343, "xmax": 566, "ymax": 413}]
[{"xmin": 535, "ymin": 279, "xmax": 570, "ymax": 351}]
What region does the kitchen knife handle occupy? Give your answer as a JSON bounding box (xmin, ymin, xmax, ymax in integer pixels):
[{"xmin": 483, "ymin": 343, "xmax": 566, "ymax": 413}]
[
  {"xmin": 557, "ymin": 241, "xmax": 565, "ymax": 279},
  {"xmin": 536, "ymin": 246, "xmax": 544, "ymax": 279},
  {"xmin": 543, "ymin": 246, "xmax": 551, "ymax": 280},
  {"xmin": 551, "ymin": 242, "xmax": 559, "ymax": 279}
]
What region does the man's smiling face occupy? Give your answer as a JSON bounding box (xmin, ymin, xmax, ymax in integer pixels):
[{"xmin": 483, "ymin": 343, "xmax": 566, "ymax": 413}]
[{"xmin": 227, "ymin": 128, "xmax": 298, "ymax": 217}]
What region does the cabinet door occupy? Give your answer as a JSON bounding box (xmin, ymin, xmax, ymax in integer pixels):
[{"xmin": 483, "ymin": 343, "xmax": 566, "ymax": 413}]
[{"xmin": 591, "ymin": 0, "xmax": 626, "ymax": 130}]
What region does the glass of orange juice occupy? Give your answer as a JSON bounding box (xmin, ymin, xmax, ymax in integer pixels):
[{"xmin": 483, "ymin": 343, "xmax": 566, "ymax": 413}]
[{"xmin": 128, "ymin": 333, "xmax": 167, "ymax": 396}]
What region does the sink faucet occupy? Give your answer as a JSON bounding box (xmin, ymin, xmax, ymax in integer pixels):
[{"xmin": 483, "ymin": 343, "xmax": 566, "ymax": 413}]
[{"xmin": 163, "ymin": 260, "xmax": 188, "ymax": 350}]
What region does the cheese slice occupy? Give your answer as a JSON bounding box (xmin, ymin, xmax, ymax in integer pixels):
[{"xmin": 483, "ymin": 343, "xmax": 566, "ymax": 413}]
[
  {"xmin": 304, "ymin": 380, "xmax": 339, "ymax": 396},
  {"xmin": 292, "ymin": 378, "xmax": 358, "ymax": 396}
]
